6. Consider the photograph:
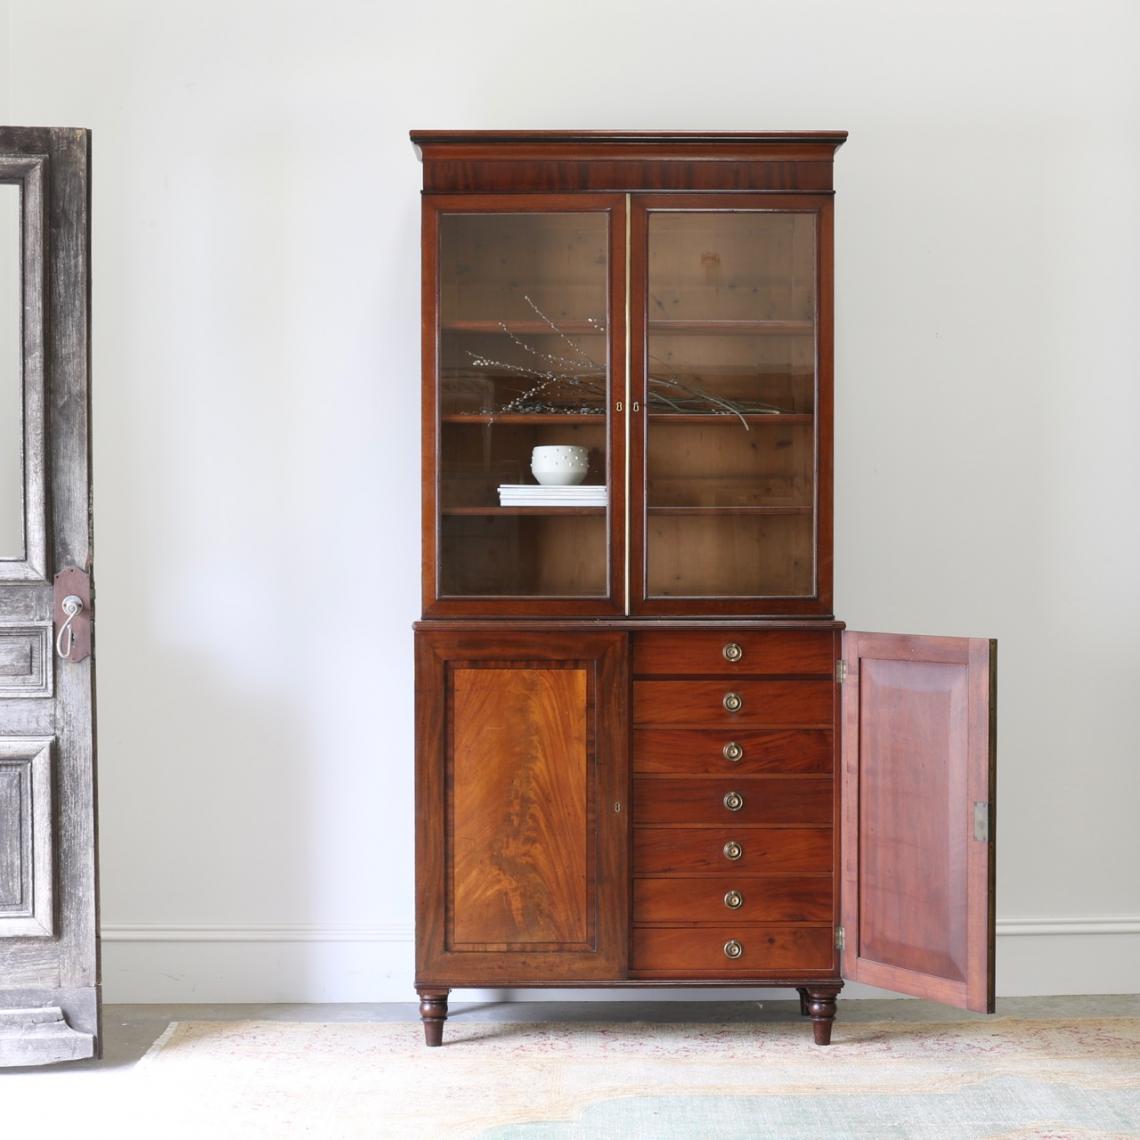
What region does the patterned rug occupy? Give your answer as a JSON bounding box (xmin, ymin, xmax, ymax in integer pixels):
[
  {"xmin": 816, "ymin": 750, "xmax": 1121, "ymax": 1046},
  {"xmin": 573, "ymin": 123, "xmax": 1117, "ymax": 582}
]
[{"xmin": 123, "ymin": 1017, "xmax": 1140, "ymax": 1138}]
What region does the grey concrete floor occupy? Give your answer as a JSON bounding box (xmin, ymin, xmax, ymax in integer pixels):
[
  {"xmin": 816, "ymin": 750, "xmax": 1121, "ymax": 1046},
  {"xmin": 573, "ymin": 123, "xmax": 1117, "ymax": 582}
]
[{"xmin": 19, "ymin": 994, "xmax": 1139, "ymax": 1076}]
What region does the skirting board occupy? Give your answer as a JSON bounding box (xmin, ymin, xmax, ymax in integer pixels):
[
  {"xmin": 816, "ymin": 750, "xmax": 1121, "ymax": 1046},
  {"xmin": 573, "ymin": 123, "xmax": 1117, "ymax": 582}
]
[{"xmin": 99, "ymin": 918, "xmax": 1140, "ymax": 1004}]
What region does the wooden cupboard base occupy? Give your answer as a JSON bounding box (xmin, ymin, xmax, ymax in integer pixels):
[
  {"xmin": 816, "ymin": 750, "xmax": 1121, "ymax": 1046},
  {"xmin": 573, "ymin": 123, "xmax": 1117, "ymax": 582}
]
[
  {"xmin": 803, "ymin": 984, "xmax": 842, "ymax": 1045},
  {"xmin": 417, "ymin": 988, "xmax": 450, "ymax": 1047}
]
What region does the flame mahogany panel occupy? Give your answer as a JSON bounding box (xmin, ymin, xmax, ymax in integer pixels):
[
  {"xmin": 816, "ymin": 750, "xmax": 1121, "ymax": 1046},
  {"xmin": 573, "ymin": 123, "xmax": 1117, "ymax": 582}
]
[{"xmin": 450, "ymin": 666, "xmax": 590, "ymax": 947}]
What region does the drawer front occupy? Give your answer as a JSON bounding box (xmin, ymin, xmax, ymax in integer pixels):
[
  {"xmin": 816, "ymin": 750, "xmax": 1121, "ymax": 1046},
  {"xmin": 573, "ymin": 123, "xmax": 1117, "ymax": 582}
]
[
  {"xmin": 634, "ymin": 876, "xmax": 833, "ymax": 924},
  {"xmin": 633, "ymin": 827, "xmax": 833, "ymax": 875},
  {"xmin": 634, "ymin": 729, "xmax": 832, "ymax": 775},
  {"xmin": 633, "ymin": 776, "xmax": 832, "ymax": 826},
  {"xmin": 633, "ymin": 630, "xmax": 834, "ymax": 677},
  {"xmin": 634, "ymin": 680, "xmax": 833, "ymax": 727},
  {"xmin": 632, "ymin": 926, "xmax": 834, "ymax": 974}
]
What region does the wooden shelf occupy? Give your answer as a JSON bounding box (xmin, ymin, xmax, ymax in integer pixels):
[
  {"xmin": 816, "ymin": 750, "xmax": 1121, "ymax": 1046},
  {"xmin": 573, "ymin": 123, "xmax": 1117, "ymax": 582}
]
[
  {"xmin": 647, "ymin": 506, "xmax": 811, "ymax": 516},
  {"xmin": 443, "ymin": 506, "xmax": 607, "ymax": 517},
  {"xmin": 648, "ymin": 319, "xmax": 814, "ymax": 336},
  {"xmin": 441, "ymin": 320, "xmax": 605, "ymax": 335},
  {"xmin": 648, "ymin": 413, "xmax": 813, "ymax": 425},
  {"xmin": 441, "ymin": 319, "xmax": 811, "ymax": 336},
  {"xmin": 441, "ymin": 413, "xmax": 606, "ymax": 424}
]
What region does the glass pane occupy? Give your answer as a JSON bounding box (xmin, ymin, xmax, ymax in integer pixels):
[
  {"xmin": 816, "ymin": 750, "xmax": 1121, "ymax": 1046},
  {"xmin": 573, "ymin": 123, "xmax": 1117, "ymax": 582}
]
[
  {"xmin": 645, "ymin": 211, "xmax": 816, "ymax": 597},
  {"xmin": 0, "ymin": 184, "xmax": 22, "ymax": 560},
  {"xmin": 437, "ymin": 212, "xmax": 609, "ymax": 598}
]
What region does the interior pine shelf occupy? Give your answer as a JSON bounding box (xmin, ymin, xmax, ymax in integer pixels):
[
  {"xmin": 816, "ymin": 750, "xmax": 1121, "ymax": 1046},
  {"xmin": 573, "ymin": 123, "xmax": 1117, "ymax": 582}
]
[
  {"xmin": 441, "ymin": 413, "xmax": 606, "ymax": 424},
  {"xmin": 442, "ymin": 506, "xmax": 607, "ymax": 517},
  {"xmin": 648, "ymin": 413, "xmax": 813, "ymax": 425},
  {"xmin": 646, "ymin": 505, "xmax": 811, "ymax": 516},
  {"xmin": 648, "ymin": 319, "xmax": 814, "ymax": 335},
  {"xmin": 441, "ymin": 320, "xmax": 605, "ymax": 335}
]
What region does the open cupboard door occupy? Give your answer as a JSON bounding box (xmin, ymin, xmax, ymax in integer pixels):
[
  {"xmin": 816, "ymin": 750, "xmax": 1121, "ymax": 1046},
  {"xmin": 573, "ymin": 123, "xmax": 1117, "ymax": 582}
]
[{"xmin": 840, "ymin": 633, "xmax": 996, "ymax": 1012}]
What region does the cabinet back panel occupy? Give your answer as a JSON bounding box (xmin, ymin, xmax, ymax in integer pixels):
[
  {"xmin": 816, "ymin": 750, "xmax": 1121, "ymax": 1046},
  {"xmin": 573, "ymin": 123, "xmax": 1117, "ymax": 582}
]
[
  {"xmin": 645, "ymin": 513, "xmax": 813, "ymax": 598},
  {"xmin": 449, "ymin": 666, "xmax": 592, "ymax": 947}
]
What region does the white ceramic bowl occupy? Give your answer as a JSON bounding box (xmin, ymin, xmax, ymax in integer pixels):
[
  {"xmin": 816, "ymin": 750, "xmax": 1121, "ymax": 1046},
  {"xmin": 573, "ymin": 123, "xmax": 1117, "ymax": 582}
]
[{"xmin": 531, "ymin": 444, "xmax": 589, "ymax": 486}]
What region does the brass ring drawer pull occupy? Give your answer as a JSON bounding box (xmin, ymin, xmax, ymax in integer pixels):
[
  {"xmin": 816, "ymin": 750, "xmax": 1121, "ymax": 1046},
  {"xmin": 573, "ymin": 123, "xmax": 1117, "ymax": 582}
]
[
  {"xmin": 723, "ymin": 791, "xmax": 744, "ymax": 812},
  {"xmin": 722, "ymin": 741, "xmax": 743, "ymax": 762},
  {"xmin": 724, "ymin": 889, "xmax": 744, "ymax": 910},
  {"xmin": 722, "ymin": 642, "xmax": 743, "ymax": 663},
  {"xmin": 723, "ymin": 691, "xmax": 743, "ymax": 713},
  {"xmin": 724, "ymin": 939, "xmax": 744, "ymax": 960},
  {"xmin": 723, "ymin": 840, "xmax": 743, "ymax": 861}
]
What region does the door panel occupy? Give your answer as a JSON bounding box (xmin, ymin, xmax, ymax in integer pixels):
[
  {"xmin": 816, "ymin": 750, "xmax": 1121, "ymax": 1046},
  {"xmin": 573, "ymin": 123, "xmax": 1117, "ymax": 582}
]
[
  {"xmin": 841, "ymin": 633, "xmax": 995, "ymax": 1012},
  {"xmin": 0, "ymin": 127, "xmax": 96, "ymax": 1066},
  {"xmin": 416, "ymin": 630, "xmax": 627, "ymax": 982},
  {"xmin": 450, "ymin": 667, "xmax": 591, "ymax": 947}
]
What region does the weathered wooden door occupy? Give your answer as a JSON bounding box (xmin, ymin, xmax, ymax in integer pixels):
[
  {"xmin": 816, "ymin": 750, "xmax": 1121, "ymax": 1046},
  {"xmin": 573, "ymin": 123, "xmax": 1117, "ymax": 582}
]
[
  {"xmin": 0, "ymin": 127, "xmax": 96, "ymax": 1065},
  {"xmin": 840, "ymin": 633, "xmax": 996, "ymax": 1012}
]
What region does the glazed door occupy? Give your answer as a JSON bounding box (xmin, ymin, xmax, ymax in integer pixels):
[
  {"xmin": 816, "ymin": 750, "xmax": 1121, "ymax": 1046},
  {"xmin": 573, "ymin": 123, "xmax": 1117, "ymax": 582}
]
[
  {"xmin": 0, "ymin": 128, "xmax": 97, "ymax": 1064},
  {"xmin": 422, "ymin": 195, "xmax": 626, "ymax": 617},
  {"xmin": 630, "ymin": 195, "xmax": 834, "ymax": 616},
  {"xmin": 840, "ymin": 633, "xmax": 996, "ymax": 1012},
  {"xmin": 415, "ymin": 631, "xmax": 627, "ymax": 982}
]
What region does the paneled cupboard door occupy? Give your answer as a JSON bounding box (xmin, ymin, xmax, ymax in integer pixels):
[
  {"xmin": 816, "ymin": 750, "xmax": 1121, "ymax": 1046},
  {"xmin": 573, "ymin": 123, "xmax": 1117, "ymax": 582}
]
[
  {"xmin": 630, "ymin": 196, "xmax": 834, "ymax": 616},
  {"xmin": 840, "ymin": 633, "xmax": 996, "ymax": 1012},
  {"xmin": 415, "ymin": 631, "xmax": 628, "ymax": 983},
  {"xmin": 422, "ymin": 196, "xmax": 627, "ymax": 616}
]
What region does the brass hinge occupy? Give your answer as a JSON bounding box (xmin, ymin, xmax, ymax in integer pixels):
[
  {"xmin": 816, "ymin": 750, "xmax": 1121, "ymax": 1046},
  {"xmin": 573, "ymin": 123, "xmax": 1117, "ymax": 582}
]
[
  {"xmin": 835, "ymin": 660, "xmax": 847, "ymax": 685},
  {"xmin": 973, "ymin": 802, "xmax": 990, "ymax": 842},
  {"xmin": 835, "ymin": 926, "xmax": 845, "ymax": 951}
]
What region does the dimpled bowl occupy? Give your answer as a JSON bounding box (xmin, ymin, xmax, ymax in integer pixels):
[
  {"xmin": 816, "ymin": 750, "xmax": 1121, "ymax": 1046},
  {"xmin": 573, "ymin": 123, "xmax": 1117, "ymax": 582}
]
[{"xmin": 531, "ymin": 444, "xmax": 589, "ymax": 486}]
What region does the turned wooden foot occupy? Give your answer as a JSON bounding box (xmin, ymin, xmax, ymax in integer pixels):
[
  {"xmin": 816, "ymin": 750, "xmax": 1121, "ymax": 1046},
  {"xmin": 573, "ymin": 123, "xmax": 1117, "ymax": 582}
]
[
  {"xmin": 795, "ymin": 987, "xmax": 810, "ymax": 1017},
  {"xmin": 804, "ymin": 985, "xmax": 841, "ymax": 1046},
  {"xmin": 417, "ymin": 987, "xmax": 450, "ymax": 1047}
]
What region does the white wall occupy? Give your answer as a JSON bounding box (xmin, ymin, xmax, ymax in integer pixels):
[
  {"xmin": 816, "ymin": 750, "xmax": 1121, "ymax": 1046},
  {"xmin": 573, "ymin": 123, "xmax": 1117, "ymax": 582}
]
[{"xmin": 4, "ymin": 0, "xmax": 1138, "ymax": 1002}]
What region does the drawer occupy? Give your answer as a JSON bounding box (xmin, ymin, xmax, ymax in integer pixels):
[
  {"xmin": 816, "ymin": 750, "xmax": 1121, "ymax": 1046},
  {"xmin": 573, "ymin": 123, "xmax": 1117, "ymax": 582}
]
[
  {"xmin": 633, "ymin": 827, "xmax": 833, "ymax": 875},
  {"xmin": 634, "ymin": 876, "xmax": 833, "ymax": 924},
  {"xmin": 633, "ymin": 630, "xmax": 834, "ymax": 677},
  {"xmin": 631, "ymin": 926, "xmax": 834, "ymax": 974},
  {"xmin": 633, "ymin": 776, "xmax": 832, "ymax": 826},
  {"xmin": 633, "ymin": 680, "xmax": 832, "ymax": 727},
  {"xmin": 634, "ymin": 728, "xmax": 832, "ymax": 775}
]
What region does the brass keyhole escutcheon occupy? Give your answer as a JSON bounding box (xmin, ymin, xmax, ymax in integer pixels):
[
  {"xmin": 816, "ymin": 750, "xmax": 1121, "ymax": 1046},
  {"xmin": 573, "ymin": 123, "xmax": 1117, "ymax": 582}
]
[
  {"xmin": 722, "ymin": 642, "xmax": 743, "ymax": 663},
  {"xmin": 723, "ymin": 691, "xmax": 743, "ymax": 713},
  {"xmin": 723, "ymin": 840, "xmax": 743, "ymax": 861},
  {"xmin": 724, "ymin": 889, "xmax": 744, "ymax": 910},
  {"xmin": 723, "ymin": 791, "xmax": 744, "ymax": 812},
  {"xmin": 722, "ymin": 741, "xmax": 743, "ymax": 763},
  {"xmin": 723, "ymin": 939, "xmax": 744, "ymax": 960}
]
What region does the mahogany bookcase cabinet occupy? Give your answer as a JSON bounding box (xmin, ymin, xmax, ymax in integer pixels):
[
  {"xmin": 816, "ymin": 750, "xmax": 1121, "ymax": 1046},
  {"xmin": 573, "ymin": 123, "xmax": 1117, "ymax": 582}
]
[{"xmin": 411, "ymin": 131, "xmax": 996, "ymax": 1047}]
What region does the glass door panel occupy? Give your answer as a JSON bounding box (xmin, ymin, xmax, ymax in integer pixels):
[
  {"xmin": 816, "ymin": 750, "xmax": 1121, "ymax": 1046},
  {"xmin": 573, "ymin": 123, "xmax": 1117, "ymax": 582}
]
[
  {"xmin": 435, "ymin": 206, "xmax": 616, "ymax": 602},
  {"xmin": 641, "ymin": 208, "xmax": 818, "ymax": 600}
]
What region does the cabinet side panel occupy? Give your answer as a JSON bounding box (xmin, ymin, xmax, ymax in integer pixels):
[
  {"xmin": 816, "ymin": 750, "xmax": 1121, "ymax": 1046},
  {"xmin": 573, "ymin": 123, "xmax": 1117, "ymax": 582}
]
[{"xmin": 449, "ymin": 666, "xmax": 591, "ymax": 948}]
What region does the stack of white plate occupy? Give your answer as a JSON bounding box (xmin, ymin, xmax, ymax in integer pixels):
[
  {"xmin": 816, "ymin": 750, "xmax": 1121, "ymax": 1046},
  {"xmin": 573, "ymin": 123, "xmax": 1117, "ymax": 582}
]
[{"xmin": 498, "ymin": 484, "xmax": 608, "ymax": 507}]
